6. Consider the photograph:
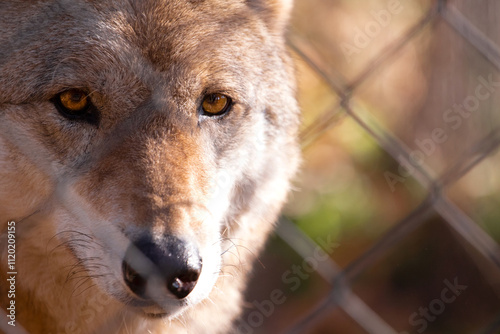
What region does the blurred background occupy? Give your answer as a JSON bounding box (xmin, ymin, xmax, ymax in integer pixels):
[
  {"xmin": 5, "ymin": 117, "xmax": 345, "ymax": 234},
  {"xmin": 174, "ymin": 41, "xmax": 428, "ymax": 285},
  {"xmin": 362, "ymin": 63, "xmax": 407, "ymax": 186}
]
[{"xmin": 241, "ymin": 0, "xmax": 500, "ymax": 333}]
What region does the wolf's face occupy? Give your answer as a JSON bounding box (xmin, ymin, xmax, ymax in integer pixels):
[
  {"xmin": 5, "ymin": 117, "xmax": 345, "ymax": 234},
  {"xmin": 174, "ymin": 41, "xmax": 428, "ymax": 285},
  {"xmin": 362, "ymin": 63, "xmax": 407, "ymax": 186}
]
[{"xmin": 0, "ymin": 0, "xmax": 299, "ymax": 325}]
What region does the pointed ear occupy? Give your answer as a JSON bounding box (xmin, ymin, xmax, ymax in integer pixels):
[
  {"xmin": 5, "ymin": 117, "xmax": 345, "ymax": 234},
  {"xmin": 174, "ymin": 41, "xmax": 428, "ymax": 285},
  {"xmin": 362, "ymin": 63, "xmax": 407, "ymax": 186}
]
[{"xmin": 247, "ymin": 0, "xmax": 294, "ymax": 34}]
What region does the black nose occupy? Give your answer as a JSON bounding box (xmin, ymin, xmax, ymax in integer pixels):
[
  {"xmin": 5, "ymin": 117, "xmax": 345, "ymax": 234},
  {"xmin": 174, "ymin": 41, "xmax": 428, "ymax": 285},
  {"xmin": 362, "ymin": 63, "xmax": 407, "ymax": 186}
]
[{"xmin": 122, "ymin": 234, "xmax": 202, "ymax": 300}]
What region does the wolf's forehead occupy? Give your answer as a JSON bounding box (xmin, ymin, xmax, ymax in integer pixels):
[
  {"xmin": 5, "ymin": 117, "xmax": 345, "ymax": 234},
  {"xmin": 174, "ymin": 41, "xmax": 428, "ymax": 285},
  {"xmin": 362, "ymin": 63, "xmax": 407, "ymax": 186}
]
[
  {"xmin": 0, "ymin": 0, "xmax": 266, "ymax": 104},
  {"xmin": 92, "ymin": 0, "xmax": 255, "ymax": 68},
  {"xmin": 62, "ymin": 1, "xmax": 260, "ymax": 85}
]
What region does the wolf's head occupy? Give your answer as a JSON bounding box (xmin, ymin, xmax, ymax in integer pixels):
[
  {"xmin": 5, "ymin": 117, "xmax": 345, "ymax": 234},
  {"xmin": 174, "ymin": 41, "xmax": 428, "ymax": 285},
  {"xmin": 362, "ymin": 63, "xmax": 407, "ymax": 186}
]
[{"xmin": 0, "ymin": 0, "xmax": 299, "ymax": 326}]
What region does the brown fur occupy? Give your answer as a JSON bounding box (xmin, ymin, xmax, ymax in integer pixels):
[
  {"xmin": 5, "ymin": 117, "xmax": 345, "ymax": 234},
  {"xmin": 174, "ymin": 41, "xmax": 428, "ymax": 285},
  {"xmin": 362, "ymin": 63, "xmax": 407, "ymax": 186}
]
[{"xmin": 0, "ymin": 0, "xmax": 299, "ymax": 333}]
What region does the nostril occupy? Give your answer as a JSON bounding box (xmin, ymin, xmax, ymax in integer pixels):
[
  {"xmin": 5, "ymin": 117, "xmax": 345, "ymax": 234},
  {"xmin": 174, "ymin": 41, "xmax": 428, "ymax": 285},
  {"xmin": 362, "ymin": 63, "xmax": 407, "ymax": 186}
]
[
  {"xmin": 167, "ymin": 266, "xmax": 202, "ymax": 299},
  {"xmin": 122, "ymin": 260, "xmax": 147, "ymax": 298}
]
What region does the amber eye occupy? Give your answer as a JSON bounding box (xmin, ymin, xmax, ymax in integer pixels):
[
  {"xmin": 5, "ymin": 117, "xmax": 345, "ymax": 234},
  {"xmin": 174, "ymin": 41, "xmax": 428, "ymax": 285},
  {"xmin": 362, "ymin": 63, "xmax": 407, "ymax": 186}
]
[
  {"xmin": 58, "ymin": 89, "xmax": 89, "ymax": 112},
  {"xmin": 52, "ymin": 89, "xmax": 99, "ymax": 124},
  {"xmin": 201, "ymin": 93, "xmax": 232, "ymax": 116}
]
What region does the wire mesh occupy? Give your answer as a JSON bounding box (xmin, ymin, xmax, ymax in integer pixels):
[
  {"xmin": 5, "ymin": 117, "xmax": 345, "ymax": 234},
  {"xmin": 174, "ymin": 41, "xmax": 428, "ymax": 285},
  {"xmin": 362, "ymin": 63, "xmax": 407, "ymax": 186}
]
[{"xmin": 271, "ymin": 0, "xmax": 500, "ymax": 333}]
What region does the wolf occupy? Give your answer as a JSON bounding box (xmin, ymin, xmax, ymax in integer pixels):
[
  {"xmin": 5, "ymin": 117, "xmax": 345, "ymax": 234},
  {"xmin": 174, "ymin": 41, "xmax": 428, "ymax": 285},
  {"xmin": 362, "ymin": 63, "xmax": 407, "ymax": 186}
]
[{"xmin": 0, "ymin": 0, "xmax": 299, "ymax": 333}]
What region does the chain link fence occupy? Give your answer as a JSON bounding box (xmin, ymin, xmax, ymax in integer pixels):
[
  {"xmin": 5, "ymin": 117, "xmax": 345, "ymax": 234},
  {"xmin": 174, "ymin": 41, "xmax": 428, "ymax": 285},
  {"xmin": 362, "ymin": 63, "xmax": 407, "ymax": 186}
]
[{"xmin": 243, "ymin": 0, "xmax": 500, "ymax": 333}]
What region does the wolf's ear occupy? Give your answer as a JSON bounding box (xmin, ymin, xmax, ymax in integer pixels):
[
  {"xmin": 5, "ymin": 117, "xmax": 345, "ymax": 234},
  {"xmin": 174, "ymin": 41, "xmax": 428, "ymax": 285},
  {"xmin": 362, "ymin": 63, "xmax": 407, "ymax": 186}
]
[{"xmin": 247, "ymin": 0, "xmax": 294, "ymax": 33}]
